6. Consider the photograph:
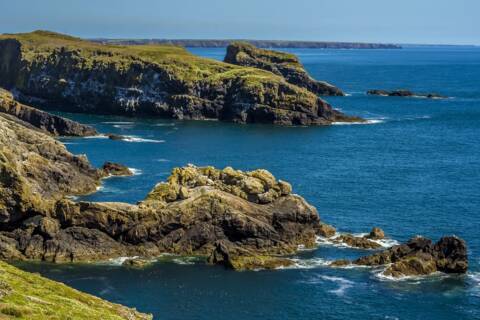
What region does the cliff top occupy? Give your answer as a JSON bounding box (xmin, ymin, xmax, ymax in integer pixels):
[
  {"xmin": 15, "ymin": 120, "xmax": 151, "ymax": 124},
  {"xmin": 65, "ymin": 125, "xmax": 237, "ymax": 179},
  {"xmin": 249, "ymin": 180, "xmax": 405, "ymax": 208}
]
[{"xmin": 0, "ymin": 30, "xmax": 281, "ymax": 84}]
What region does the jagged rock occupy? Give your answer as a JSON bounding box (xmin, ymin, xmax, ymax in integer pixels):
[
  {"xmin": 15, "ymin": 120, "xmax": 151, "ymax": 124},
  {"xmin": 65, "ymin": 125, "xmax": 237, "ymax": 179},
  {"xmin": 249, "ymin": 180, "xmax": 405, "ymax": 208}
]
[
  {"xmin": 352, "ymin": 236, "xmax": 468, "ymax": 277},
  {"xmin": 122, "ymin": 258, "xmax": 153, "ymax": 268},
  {"xmin": 0, "ymin": 31, "xmax": 361, "ymax": 126},
  {"xmin": 333, "ymin": 234, "xmax": 382, "ymax": 249},
  {"xmin": 367, "ymin": 89, "xmax": 447, "ymax": 99},
  {"xmin": 329, "ymin": 259, "xmax": 350, "ymax": 267},
  {"xmin": 0, "ymin": 113, "xmax": 100, "ymax": 224},
  {"xmin": 365, "ymin": 227, "xmax": 385, "ymax": 240},
  {"xmin": 0, "ymin": 88, "xmax": 97, "ymax": 136},
  {"xmin": 0, "ymin": 118, "xmax": 325, "ymax": 269},
  {"xmin": 101, "ymin": 162, "xmax": 133, "ymax": 177},
  {"xmin": 224, "ymin": 42, "xmax": 344, "ymax": 96},
  {"xmin": 318, "ymin": 223, "xmax": 336, "ymax": 238},
  {"xmin": 107, "ymin": 133, "xmax": 128, "ymax": 141}
]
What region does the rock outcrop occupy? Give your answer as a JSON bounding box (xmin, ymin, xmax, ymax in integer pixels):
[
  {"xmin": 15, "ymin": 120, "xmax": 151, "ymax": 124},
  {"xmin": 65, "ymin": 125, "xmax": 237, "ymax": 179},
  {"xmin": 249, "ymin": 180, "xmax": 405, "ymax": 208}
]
[
  {"xmin": 0, "ymin": 88, "xmax": 97, "ymax": 136},
  {"xmin": 333, "ymin": 236, "xmax": 468, "ymax": 277},
  {"xmin": 367, "ymin": 89, "xmax": 447, "ymax": 99},
  {"xmin": 0, "ymin": 31, "xmax": 361, "ymax": 126},
  {"xmin": 224, "ymin": 42, "xmax": 344, "ymax": 96},
  {"xmin": 0, "ymin": 260, "xmax": 152, "ymax": 319},
  {"xmin": 101, "ymin": 162, "xmax": 133, "ymax": 177},
  {"xmin": 0, "ymin": 116, "xmax": 326, "ymax": 269}
]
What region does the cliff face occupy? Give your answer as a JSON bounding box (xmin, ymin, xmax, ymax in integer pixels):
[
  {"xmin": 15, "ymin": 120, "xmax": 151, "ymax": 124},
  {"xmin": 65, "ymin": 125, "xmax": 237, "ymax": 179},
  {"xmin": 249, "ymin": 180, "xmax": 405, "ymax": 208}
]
[
  {"xmin": 0, "ymin": 89, "xmax": 97, "ymax": 136},
  {"xmin": 0, "ymin": 114, "xmax": 326, "ymax": 268},
  {"xmin": 0, "ymin": 113, "xmax": 101, "ymax": 225},
  {"xmin": 224, "ymin": 42, "xmax": 344, "ymax": 96},
  {"xmin": 0, "ymin": 31, "xmax": 360, "ymax": 125}
]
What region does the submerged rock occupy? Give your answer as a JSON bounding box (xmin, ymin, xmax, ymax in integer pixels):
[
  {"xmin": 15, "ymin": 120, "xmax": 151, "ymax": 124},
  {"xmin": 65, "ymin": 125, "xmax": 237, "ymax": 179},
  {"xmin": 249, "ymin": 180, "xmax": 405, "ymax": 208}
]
[
  {"xmin": 365, "ymin": 227, "xmax": 385, "ymax": 240},
  {"xmin": 224, "ymin": 42, "xmax": 344, "ymax": 96},
  {"xmin": 0, "ymin": 88, "xmax": 97, "ymax": 136},
  {"xmin": 367, "ymin": 89, "xmax": 447, "ymax": 99},
  {"xmin": 332, "ymin": 234, "xmax": 381, "ymax": 249},
  {"xmin": 351, "ymin": 236, "xmax": 468, "ymax": 277},
  {"xmin": 101, "ymin": 162, "xmax": 133, "ymax": 177},
  {"xmin": 122, "ymin": 258, "xmax": 153, "ymax": 269},
  {"xmin": 0, "ymin": 31, "xmax": 361, "ymax": 126}
]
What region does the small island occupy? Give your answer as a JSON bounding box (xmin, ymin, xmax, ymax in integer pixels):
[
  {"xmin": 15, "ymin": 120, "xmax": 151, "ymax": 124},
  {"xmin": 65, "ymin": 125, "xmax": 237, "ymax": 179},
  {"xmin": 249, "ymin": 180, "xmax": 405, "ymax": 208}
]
[{"xmin": 367, "ymin": 89, "xmax": 447, "ymax": 99}]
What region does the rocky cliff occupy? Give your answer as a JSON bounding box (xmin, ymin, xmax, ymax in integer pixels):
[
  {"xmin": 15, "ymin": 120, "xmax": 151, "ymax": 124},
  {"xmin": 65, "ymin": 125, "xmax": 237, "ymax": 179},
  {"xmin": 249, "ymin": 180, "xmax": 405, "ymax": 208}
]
[
  {"xmin": 0, "ymin": 113, "xmax": 328, "ymax": 268},
  {"xmin": 0, "ymin": 110, "xmax": 469, "ymax": 276},
  {"xmin": 0, "ymin": 31, "xmax": 360, "ymax": 125},
  {"xmin": 0, "ymin": 88, "xmax": 97, "ymax": 136},
  {"xmin": 224, "ymin": 42, "xmax": 344, "ymax": 96},
  {"xmin": 0, "ymin": 260, "xmax": 151, "ymax": 319}
]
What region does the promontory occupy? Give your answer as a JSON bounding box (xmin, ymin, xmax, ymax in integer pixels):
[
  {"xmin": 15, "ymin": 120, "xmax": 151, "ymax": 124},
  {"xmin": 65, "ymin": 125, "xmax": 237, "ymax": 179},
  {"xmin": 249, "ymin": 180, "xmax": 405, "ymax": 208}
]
[{"xmin": 0, "ymin": 30, "xmax": 362, "ymax": 126}]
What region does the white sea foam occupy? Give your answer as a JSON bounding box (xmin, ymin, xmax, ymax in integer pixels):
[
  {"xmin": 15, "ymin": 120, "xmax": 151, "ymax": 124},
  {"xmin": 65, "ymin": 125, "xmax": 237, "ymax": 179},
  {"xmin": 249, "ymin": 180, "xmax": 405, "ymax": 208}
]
[
  {"xmin": 107, "ymin": 256, "xmax": 139, "ymax": 266},
  {"xmin": 469, "ymin": 272, "xmax": 480, "ymax": 296},
  {"xmin": 128, "ymin": 168, "xmax": 143, "ymax": 176},
  {"xmin": 332, "ymin": 119, "xmax": 385, "ymax": 126},
  {"xmin": 316, "ymin": 232, "xmax": 399, "ymax": 250},
  {"xmin": 319, "ymin": 275, "xmax": 355, "ymax": 296},
  {"xmin": 286, "ymin": 258, "xmax": 332, "ymax": 269},
  {"xmin": 113, "ymin": 124, "xmax": 135, "ymax": 129},
  {"xmin": 156, "ymin": 158, "xmax": 170, "ymax": 162},
  {"xmin": 122, "ymin": 135, "xmax": 165, "ymax": 143},
  {"xmin": 155, "ymin": 123, "xmax": 176, "ymax": 127},
  {"xmin": 374, "ymin": 267, "xmax": 449, "ymax": 282},
  {"xmin": 96, "ymin": 185, "xmax": 104, "ymax": 191},
  {"xmin": 84, "ymin": 135, "xmax": 109, "ymax": 139}
]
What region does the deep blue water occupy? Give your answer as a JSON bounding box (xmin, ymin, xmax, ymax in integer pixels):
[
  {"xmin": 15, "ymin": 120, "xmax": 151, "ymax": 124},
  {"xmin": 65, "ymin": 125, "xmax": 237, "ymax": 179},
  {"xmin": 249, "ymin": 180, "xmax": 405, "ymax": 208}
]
[{"xmin": 18, "ymin": 47, "xmax": 480, "ymax": 319}]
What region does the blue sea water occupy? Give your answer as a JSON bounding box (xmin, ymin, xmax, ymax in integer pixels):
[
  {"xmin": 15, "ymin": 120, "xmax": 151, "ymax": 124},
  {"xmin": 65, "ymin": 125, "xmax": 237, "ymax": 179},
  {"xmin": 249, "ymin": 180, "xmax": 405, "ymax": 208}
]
[{"xmin": 17, "ymin": 47, "xmax": 480, "ymax": 319}]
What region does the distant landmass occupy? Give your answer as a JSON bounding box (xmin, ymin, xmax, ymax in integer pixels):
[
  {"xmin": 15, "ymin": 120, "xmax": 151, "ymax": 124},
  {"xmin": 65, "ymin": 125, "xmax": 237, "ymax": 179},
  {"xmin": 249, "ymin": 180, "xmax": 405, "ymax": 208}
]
[{"xmin": 92, "ymin": 38, "xmax": 402, "ymax": 49}]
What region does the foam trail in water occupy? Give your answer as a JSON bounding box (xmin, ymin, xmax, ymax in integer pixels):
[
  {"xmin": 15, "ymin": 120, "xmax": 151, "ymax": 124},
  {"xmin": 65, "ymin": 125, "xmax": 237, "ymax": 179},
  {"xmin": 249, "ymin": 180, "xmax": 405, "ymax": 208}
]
[
  {"xmin": 320, "ymin": 275, "xmax": 355, "ymax": 296},
  {"xmin": 156, "ymin": 159, "xmax": 170, "ymax": 162},
  {"xmin": 84, "ymin": 135, "xmax": 109, "ymax": 139},
  {"xmin": 155, "ymin": 123, "xmax": 176, "ymax": 127},
  {"xmin": 122, "ymin": 135, "xmax": 165, "ymax": 143},
  {"xmin": 332, "ymin": 119, "xmax": 385, "ymax": 126},
  {"xmin": 107, "ymin": 256, "xmax": 139, "ymax": 266},
  {"xmin": 128, "ymin": 168, "xmax": 143, "ymax": 176}
]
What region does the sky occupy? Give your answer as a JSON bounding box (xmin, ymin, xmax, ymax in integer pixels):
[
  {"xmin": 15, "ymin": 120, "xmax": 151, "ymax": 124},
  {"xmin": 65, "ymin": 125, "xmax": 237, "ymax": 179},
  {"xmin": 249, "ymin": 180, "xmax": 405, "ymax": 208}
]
[{"xmin": 0, "ymin": 0, "xmax": 478, "ymax": 45}]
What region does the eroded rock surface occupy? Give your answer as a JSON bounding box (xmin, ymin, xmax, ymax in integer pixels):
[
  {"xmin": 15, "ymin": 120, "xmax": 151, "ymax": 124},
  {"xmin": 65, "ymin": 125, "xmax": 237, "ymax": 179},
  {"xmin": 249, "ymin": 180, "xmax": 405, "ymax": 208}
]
[
  {"xmin": 0, "ymin": 88, "xmax": 97, "ymax": 136},
  {"xmin": 339, "ymin": 236, "xmax": 468, "ymax": 277},
  {"xmin": 225, "ymin": 42, "xmax": 344, "ymax": 96},
  {"xmin": 0, "ymin": 31, "xmax": 361, "ymax": 126},
  {"xmin": 0, "ymin": 116, "xmax": 325, "ymax": 269}
]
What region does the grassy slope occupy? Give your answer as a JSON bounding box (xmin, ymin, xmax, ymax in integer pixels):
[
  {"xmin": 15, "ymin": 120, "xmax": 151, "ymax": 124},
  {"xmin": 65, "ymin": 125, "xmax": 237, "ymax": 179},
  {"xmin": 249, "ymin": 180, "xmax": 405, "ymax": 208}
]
[
  {"xmin": 0, "ymin": 30, "xmax": 293, "ymax": 88},
  {"xmin": 0, "ymin": 261, "xmax": 152, "ymax": 320}
]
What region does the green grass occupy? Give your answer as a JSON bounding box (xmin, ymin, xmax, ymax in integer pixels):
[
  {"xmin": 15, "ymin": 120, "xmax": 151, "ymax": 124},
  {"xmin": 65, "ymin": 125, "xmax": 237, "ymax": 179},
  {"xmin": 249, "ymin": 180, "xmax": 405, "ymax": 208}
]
[
  {"xmin": 0, "ymin": 30, "xmax": 298, "ymax": 87},
  {"xmin": 0, "ymin": 261, "xmax": 152, "ymax": 319}
]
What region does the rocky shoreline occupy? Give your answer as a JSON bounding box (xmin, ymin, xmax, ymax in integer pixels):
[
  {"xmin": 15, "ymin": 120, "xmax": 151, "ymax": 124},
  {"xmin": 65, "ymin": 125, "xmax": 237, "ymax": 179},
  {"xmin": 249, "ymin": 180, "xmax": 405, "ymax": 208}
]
[
  {"xmin": 0, "ymin": 30, "xmax": 362, "ymax": 126},
  {"xmin": 0, "ymin": 97, "xmax": 469, "ymax": 277}
]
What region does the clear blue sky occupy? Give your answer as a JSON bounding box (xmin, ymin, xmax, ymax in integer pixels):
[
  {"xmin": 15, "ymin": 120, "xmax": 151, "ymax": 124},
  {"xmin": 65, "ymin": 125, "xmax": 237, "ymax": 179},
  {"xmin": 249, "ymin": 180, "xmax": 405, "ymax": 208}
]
[{"xmin": 0, "ymin": 0, "xmax": 478, "ymax": 44}]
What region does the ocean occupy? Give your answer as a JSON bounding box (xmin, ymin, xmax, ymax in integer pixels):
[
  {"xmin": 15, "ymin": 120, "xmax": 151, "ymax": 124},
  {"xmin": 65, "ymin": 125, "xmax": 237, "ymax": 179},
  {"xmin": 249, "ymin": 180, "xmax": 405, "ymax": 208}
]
[{"xmin": 17, "ymin": 46, "xmax": 480, "ymax": 319}]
